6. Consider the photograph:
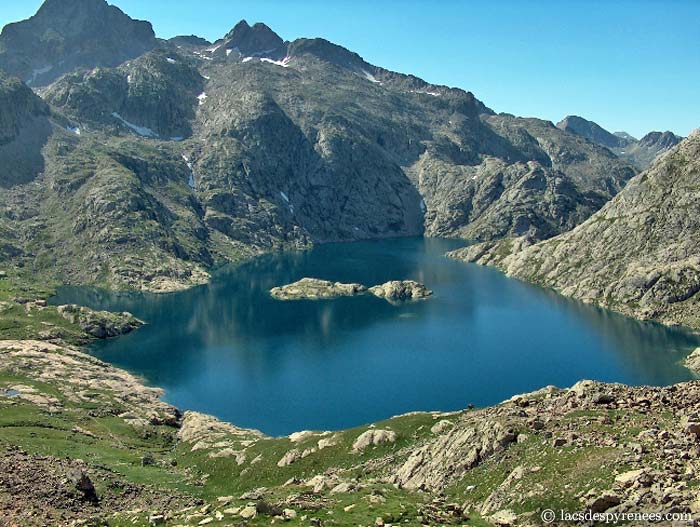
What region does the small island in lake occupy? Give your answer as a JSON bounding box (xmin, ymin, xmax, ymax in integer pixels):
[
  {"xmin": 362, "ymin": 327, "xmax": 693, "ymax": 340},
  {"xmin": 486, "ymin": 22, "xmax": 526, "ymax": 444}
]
[{"xmin": 270, "ymin": 277, "xmax": 432, "ymax": 303}]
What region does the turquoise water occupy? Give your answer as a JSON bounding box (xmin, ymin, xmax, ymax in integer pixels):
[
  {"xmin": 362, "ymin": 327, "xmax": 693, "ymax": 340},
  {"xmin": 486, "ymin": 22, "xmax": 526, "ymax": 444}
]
[{"xmin": 51, "ymin": 238, "xmax": 700, "ymax": 436}]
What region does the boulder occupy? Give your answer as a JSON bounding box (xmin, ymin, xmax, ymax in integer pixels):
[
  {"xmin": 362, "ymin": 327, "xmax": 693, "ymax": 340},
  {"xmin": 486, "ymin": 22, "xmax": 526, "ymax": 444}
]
[
  {"xmin": 66, "ymin": 468, "xmax": 97, "ymax": 502},
  {"xmin": 352, "ymin": 429, "xmax": 397, "ymax": 453},
  {"xmin": 57, "ymin": 304, "xmax": 143, "ymax": 339},
  {"xmin": 239, "ymin": 505, "xmax": 257, "ymax": 519}
]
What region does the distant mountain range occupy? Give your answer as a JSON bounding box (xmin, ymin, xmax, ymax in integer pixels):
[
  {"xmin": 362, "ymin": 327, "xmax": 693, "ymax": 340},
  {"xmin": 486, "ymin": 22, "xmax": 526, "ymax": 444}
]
[
  {"xmin": 557, "ymin": 115, "xmax": 683, "ymax": 169},
  {"xmin": 0, "ymin": 0, "xmax": 637, "ymax": 292}
]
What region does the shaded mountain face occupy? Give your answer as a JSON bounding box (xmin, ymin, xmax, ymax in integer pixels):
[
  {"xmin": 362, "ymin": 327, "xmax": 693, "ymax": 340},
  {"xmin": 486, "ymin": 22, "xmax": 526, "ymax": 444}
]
[
  {"xmin": 0, "ymin": 0, "xmax": 156, "ymax": 87},
  {"xmin": 639, "ymin": 130, "xmax": 682, "ymax": 150},
  {"xmin": 557, "ymin": 115, "xmax": 628, "ymax": 149},
  {"xmin": 0, "ymin": 71, "xmax": 52, "ymax": 187},
  {"xmin": 453, "ymin": 132, "xmax": 700, "ymax": 329},
  {"xmin": 0, "ymin": 1, "xmax": 637, "ymax": 290},
  {"xmin": 557, "ymin": 115, "xmax": 683, "ymax": 170},
  {"xmin": 167, "ymin": 35, "xmax": 211, "ymax": 49}
]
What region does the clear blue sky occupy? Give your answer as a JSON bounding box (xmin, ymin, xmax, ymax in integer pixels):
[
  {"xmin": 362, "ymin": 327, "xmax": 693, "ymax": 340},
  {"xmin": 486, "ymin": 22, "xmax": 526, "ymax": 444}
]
[{"xmin": 2, "ymin": 0, "xmax": 699, "ymax": 137}]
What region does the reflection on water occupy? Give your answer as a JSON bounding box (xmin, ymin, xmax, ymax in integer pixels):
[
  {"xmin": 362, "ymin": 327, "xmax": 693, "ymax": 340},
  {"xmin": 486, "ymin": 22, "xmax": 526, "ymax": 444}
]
[{"xmin": 51, "ymin": 238, "xmax": 700, "ymax": 435}]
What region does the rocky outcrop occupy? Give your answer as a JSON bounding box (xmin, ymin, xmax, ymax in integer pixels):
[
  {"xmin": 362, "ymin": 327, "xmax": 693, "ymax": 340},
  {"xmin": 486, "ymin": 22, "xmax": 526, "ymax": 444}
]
[
  {"xmin": 392, "ymin": 418, "xmax": 518, "ymax": 491},
  {"xmin": 0, "ymin": 340, "xmax": 177, "ymax": 424},
  {"xmin": 368, "ymin": 280, "xmax": 432, "ymax": 302},
  {"xmin": 270, "ymin": 278, "xmax": 366, "ymax": 300},
  {"xmin": 56, "ymin": 304, "xmax": 143, "ymax": 339},
  {"xmin": 351, "ymin": 429, "xmax": 397, "ymax": 453},
  {"xmin": 0, "ymin": 0, "xmax": 157, "ymax": 87},
  {"xmin": 450, "ymin": 132, "xmax": 700, "ymax": 329},
  {"xmin": 685, "ymin": 348, "xmax": 700, "ymax": 374}
]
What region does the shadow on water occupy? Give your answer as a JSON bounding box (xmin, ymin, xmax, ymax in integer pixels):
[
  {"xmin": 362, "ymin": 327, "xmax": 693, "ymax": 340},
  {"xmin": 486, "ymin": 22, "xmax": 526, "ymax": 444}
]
[{"xmin": 51, "ymin": 237, "xmax": 700, "ymax": 435}]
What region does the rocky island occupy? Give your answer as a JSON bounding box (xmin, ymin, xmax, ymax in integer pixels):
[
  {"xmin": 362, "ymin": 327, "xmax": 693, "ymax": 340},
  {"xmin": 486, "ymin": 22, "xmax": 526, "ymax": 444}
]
[
  {"xmin": 369, "ymin": 280, "xmax": 433, "ymax": 302},
  {"xmin": 269, "ymin": 278, "xmax": 367, "ymax": 300},
  {"xmin": 270, "ymin": 277, "xmax": 433, "ymax": 303}
]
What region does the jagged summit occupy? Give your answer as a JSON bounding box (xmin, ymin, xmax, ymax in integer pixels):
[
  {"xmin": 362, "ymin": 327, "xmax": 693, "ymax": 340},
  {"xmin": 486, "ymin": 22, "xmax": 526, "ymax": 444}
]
[
  {"xmin": 0, "ymin": 0, "xmax": 156, "ymax": 86},
  {"xmin": 220, "ymin": 20, "xmax": 285, "ymax": 57},
  {"xmin": 639, "ymin": 130, "xmax": 682, "ymax": 150}
]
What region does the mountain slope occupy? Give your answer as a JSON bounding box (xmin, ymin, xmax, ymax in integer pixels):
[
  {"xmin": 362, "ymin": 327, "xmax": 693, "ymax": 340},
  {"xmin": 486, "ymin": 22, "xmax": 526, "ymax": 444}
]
[
  {"xmin": 451, "ymin": 132, "xmax": 700, "ymax": 328},
  {"xmin": 0, "ymin": 0, "xmax": 156, "ymax": 87},
  {"xmin": 0, "ymin": 1, "xmax": 636, "ymax": 291}
]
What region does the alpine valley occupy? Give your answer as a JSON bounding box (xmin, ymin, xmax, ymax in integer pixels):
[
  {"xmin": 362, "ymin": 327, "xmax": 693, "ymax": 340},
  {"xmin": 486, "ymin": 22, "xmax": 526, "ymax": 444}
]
[{"xmin": 0, "ymin": 1, "xmax": 699, "ymax": 526}]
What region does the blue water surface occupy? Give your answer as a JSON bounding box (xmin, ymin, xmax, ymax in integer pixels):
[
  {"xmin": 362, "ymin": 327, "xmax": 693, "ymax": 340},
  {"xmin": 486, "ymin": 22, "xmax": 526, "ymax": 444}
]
[{"xmin": 51, "ymin": 238, "xmax": 700, "ymax": 435}]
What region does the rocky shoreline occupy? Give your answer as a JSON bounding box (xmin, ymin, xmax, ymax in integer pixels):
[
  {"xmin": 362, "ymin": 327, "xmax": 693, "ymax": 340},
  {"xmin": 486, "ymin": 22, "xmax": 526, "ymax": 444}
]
[{"xmin": 2, "ymin": 338, "xmax": 700, "ymax": 526}]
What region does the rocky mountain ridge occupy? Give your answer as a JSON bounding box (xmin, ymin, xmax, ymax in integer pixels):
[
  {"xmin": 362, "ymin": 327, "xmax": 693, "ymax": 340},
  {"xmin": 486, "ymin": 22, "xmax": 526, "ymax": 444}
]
[
  {"xmin": 451, "ymin": 132, "xmax": 700, "ymax": 329},
  {"xmin": 557, "ymin": 114, "xmax": 683, "ymax": 169}
]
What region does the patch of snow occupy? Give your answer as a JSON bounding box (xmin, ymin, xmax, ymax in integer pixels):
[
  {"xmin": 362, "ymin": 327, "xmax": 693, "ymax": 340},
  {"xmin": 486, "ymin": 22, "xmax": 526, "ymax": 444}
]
[
  {"xmin": 261, "ymin": 57, "xmax": 291, "ymax": 68},
  {"xmin": 66, "ymin": 126, "xmax": 81, "ymax": 136},
  {"xmin": 419, "ymin": 199, "xmax": 426, "ymax": 212},
  {"xmin": 111, "ymin": 112, "xmax": 158, "ymax": 138},
  {"xmin": 280, "ymin": 191, "xmax": 289, "ymax": 202},
  {"xmin": 197, "ymin": 92, "xmax": 207, "ymax": 105},
  {"xmin": 194, "ymin": 51, "xmax": 213, "ymax": 61},
  {"xmin": 166, "ymin": 57, "xmax": 177, "ymax": 64},
  {"xmin": 170, "ymin": 137, "xmax": 184, "ymax": 142},
  {"xmin": 206, "ymin": 43, "xmax": 223, "ymax": 53},
  {"xmin": 226, "ymin": 49, "xmax": 233, "ymax": 56},
  {"xmin": 242, "ymin": 57, "xmax": 254, "ymax": 63},
  {"xmin": 202, "ymin": 74, "xmax": 210, "ymax": 80},
  {"xmin": 410, "ymin": 89, "xmax": 442, "ymax": 97},
  {"xmin": 362, "ymin": 70, "xmax": 381, "ymax": 84},
  {"xmin": 127, "ymin": 74, "xmax": 133, "ymax": 84}
]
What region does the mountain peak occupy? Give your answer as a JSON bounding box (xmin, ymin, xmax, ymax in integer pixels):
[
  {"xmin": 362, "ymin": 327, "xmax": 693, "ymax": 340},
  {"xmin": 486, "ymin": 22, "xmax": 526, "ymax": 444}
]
[
  {"xmin": 222, "ymin": 20, "xmax": 284, "ymax": 57},
  {"xmin": 0, "ymin": 0, "xmax": 156, "ymax": 86},
  {"xmin": 34, "ymin": 0, "xmax": 110, "ymax": 15},
  {"xmin": 556, "ymin": 115, "xmax": 629, "ymax": 149}
]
